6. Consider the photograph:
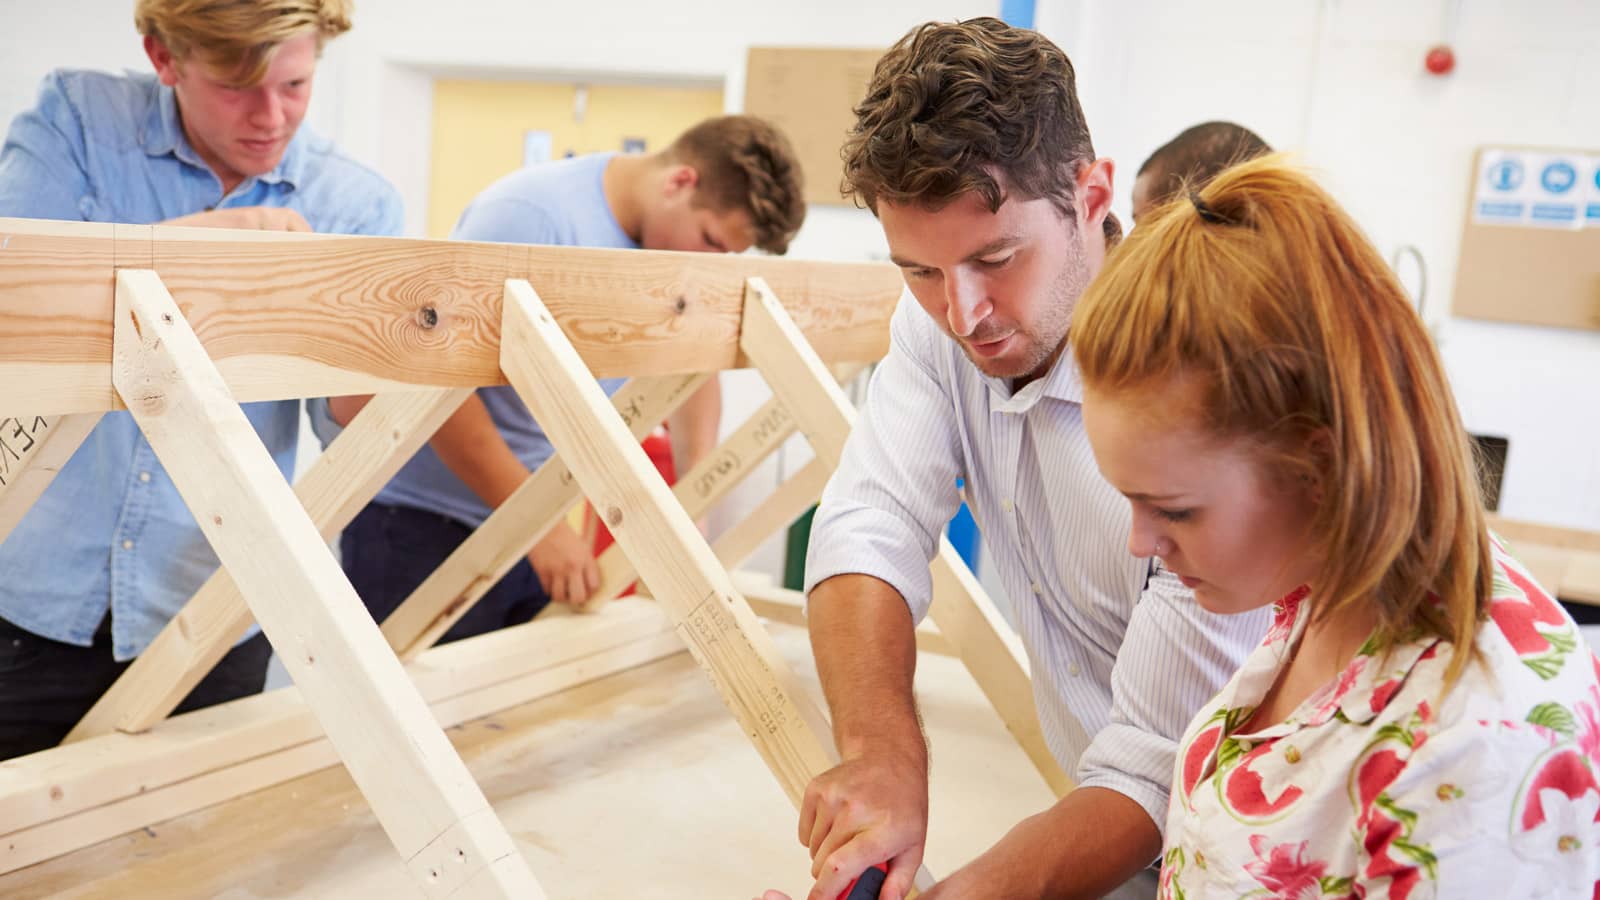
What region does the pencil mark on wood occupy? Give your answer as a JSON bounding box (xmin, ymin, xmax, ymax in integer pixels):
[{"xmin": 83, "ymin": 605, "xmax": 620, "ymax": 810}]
[{"xmin": 0, "ymin": 415, "xmax": 51, "ymax": 487}]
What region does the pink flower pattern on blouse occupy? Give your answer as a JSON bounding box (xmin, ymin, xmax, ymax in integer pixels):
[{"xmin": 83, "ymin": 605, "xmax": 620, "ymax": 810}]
[{"xmin": 1159, "ymin": 539, "xmax": 1600, "ymax": 899}]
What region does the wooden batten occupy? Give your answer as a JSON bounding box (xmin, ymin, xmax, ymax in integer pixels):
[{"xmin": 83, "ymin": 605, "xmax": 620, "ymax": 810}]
[{"xmin": 0, "ymin": 218, "xmax": 901, "ymax": 417}]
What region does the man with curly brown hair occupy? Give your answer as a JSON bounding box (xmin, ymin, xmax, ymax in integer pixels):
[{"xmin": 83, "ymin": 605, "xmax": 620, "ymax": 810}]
[
  {"xmin": 783, "ymin": 18, "xmax": 1268, "ymax": 900},
  {"xmin": 320, "ymin": 115, "xmax": 806, "ymax": 638}
]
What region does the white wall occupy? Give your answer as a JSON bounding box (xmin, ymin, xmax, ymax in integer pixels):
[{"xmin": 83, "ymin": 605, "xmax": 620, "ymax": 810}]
[
  {"xmin": 1040, "ymin": 0, "xmax": 1600, "ymax": 532},
  {"xmin": 6, "ymin": 1, "xmax": 1596, "ymax": 584}
]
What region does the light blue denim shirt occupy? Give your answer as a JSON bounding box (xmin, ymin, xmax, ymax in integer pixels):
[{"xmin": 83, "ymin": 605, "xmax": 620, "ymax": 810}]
[{"xmin": 0, "ymin": 69, "xmax": 403, "ymax": 660}]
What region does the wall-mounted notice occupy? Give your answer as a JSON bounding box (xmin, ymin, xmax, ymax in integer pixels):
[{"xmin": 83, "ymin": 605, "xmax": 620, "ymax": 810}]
[
  {"xmin": 1454, "ymin": 145, "xmax": 1600, "ymax": 333},
  {"xmin": 1587, "ymin": 155, "xmax": 1600, "ymax": 228},
  {"xmin": 1473, "ymin": 147, "xmax": 1595, "ymax": 230}
]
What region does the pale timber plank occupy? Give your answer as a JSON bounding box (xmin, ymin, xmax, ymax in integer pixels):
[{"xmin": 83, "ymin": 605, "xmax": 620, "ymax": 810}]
[
  {"xmin": 66, "ymin": 386, "xmax": 471, "ymax": 743},
  {"xmin": 0, "ymin": 601, "xmax": 682, "ymax": 876},
  {"xmin": 110, "ymin": 269, "xmax": 540, "ymax": 898},
  {"xmin": 0, "ymin": 217, "xmax": 900, "ymax": 417},
  {"xmin": 498, "ymin": 278, "xmax": 841, "ymax": 804},
  {"xmin": 0, "ymin": 413, "xmax": 100, "ymax": 545},
  {"xmin": 739, "ymin": 276, "xmax": 1073, "ymax": 798},
  {"xmin": 1489, "ymin": 514, "xmax": 1600, "ymax": 555},
  {"xmin": 0, "ymin": 620, "xmax": 1061, "ymax": 899},
  {"xmin": 381, "ymin": 374, "xmax": 709, "ymax": 660}
]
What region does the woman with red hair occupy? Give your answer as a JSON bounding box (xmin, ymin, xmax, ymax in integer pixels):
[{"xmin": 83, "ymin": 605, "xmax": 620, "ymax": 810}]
[{"xmin": 1073, "ymin": 156, "xmax": 1600, "ymax": 897}]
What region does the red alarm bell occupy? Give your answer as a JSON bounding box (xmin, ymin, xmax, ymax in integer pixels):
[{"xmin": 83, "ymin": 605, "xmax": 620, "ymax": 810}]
[{"xmin": 1425, "ymin": 43, "xmax": 1455, "ymax": 76}]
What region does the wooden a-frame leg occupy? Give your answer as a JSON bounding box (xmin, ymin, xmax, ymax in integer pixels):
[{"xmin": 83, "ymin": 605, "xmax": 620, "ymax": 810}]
[
  {"xmin": 66, "ymin": 385, "xmax": 471, "ymax": 742},
  {"xmin": 380, "ymin": 372, "xmax": 709, "ymax": 660},
  {"xmin": 740, "ymin": 276, "xmax": 1074, "ymax": 798},
  {"xmin": 0, "ymin": 413, "xmax": 101, "ymax": 545},
  {"xmin": 111, "ymin": 269, "xmax": 541, "ymax": 899}
]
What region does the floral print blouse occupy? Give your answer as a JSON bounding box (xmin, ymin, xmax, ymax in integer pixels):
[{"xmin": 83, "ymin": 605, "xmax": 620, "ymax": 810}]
[{"xmin": 1160, "ymin": 539, "xmax": 1600, "ymax": 899}]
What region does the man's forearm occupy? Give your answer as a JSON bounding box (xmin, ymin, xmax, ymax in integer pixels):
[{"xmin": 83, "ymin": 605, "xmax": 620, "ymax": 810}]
[
  {"xmin": 329, "ymin": 393, "xmax": 528, "ymax": 509},
  {"xmin": 667, "ymin": 378, "xmax": 721, "ymax": 474},
  {"xmin": 807, "ymin": 573, "xmax": 925, "ymax": 761},
  {"xmin": 933, "ymin": 786, "xmax": 1161, "ymax": 899},
  {"xmin": 427, "ymin": 394, "xmax": 530, "ymax": 509}
]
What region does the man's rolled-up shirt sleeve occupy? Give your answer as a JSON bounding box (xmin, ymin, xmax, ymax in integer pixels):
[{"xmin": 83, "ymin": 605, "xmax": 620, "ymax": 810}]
[
  {"xmin": 803, "ymin": 298, "xmax": 966, "ymax": 624},
  {"xmin": 1075, "ymin": 560, "xmax": 1270, "ymax": 836}
]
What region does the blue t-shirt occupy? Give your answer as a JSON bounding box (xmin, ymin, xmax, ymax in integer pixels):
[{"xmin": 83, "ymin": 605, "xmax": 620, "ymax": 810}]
[
  {"xmin": 0, "ymin": 69, "xmax": 404, "ymax": 659},
  {"xmin": 366, "ymin": 153, "xmax": 633, "ymax": 527}
]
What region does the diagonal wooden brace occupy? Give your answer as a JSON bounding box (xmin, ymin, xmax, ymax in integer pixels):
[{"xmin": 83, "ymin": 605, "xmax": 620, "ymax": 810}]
[
  {"xmin": 0, "ymin": 413, "xmax": 101, "ymax": 546},
  {"xmin": 110, "ymin": 269, "xmax": 542, "ymax": 898}
]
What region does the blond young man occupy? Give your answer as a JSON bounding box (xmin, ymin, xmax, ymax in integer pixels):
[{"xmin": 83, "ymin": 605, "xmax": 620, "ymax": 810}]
[
  {"xmin": 0, "ymin": 0, "xmax": 401, "ymax": 760},
  {"xmin": 319, "ymin": 116, "xmax": 805, "ymax": 638}
]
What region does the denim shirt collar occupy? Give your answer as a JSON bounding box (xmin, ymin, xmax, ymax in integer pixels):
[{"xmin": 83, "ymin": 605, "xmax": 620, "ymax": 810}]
[{"xmin": 140, "ymin": 80, "xmax": 305, "ymax": 190}]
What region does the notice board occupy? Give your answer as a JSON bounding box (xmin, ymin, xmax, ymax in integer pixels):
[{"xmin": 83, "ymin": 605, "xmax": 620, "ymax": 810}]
[
  {"xmin": 744, "ymin": 47, "xmax": 884, "ymax": 208},
  {"xmin": 1452, "ymin": 145, "xmax": 1600, "ymax": 332}
]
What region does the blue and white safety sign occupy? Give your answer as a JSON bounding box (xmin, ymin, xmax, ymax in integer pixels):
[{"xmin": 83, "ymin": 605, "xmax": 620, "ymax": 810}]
[{"xmin": 1473, "ymin": 148, "xmax": 1596, "ymax": 230}]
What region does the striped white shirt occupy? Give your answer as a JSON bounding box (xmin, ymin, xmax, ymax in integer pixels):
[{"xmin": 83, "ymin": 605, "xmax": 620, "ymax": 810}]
[{"xmin": 806, "ymin": 295, "xmax": 1271, "ymax": 833}]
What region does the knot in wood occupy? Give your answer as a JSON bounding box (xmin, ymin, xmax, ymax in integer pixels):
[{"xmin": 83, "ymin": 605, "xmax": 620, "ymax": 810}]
[
  {"xmin": 417, "ymin": 306, "xmax": 439, "ymax": 329},
  {"xmin": 605, "ymin": 506, "xmax": 623, "ymax": 528},
  {"xmin": 673, "ymin": 295, "xmax": 688, "ymax": 314}
]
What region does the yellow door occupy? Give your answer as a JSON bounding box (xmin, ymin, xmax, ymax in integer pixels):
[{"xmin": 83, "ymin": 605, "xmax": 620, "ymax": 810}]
[{"xmin": 428, "ymin": 79, "xmax": 725, "ymax": 238}]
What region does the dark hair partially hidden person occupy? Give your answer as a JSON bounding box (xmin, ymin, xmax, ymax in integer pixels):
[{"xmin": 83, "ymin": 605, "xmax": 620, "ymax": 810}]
[{"xmin": 1131, "ymin": 121, "xmax": 1270, "ymax": 225}]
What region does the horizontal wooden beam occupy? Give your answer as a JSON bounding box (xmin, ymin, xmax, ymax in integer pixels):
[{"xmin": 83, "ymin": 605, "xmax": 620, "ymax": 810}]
[
  {"xmin": 0, "ymin": 599, "xmax": 682, "ymax": 873},
  {"xmin": 0, "ymin": 218, "xmax": 901, "ymax": 417}
]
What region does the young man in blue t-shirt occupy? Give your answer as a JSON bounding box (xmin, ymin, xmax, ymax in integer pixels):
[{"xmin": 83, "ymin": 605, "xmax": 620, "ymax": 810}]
[
  {"xmin": 0, "ymin": 0, "xmax": 403, "ymax": 760},
  {"xmin": 322, "ymin": 116, "xmax": 805, "ymax": 639}
]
